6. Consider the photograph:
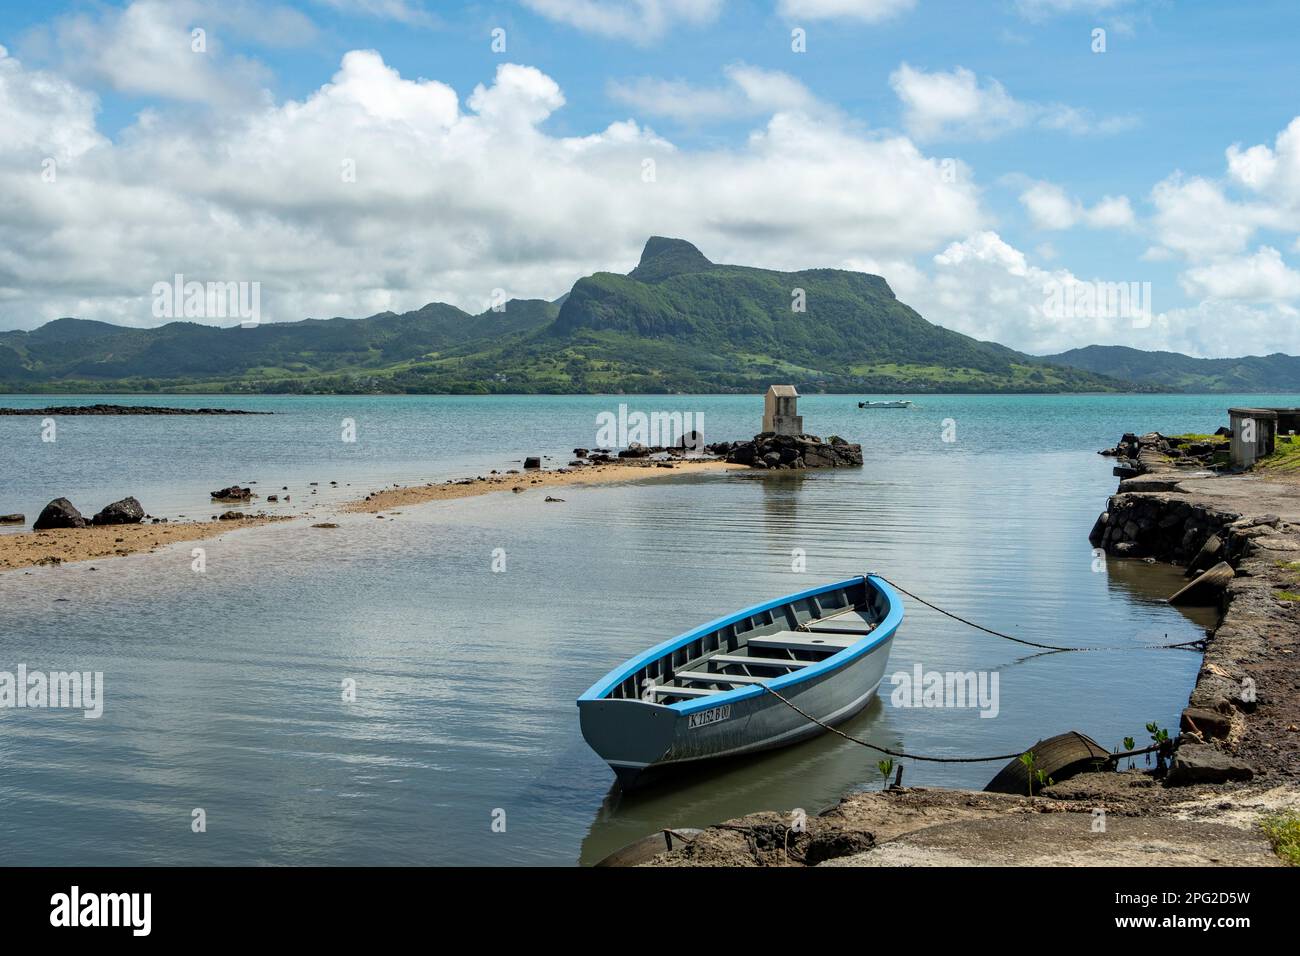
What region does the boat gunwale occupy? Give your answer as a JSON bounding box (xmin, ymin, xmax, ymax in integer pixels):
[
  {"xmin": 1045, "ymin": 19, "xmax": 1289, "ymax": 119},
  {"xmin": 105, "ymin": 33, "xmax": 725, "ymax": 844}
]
[{"xmin": 576, "ymin": 574, "xmax": 903, "ymax": 716}]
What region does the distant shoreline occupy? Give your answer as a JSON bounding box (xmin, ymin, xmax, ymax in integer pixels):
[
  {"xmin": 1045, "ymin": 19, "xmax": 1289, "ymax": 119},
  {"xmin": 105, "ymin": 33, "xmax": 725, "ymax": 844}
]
[
  {"xmin": 3, "ymin": 389, "xmax": 1275, "ymax": 400},
  {"xmin": 0, "ymin": 404, "xmax": 270, "ymax": 415}
]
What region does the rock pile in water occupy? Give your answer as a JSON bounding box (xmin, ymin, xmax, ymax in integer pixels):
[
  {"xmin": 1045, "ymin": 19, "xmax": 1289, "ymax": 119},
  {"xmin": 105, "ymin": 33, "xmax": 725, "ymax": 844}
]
[
  {"xmin": 210, "ymin": 485, "xmax": 254, "ymax": 501},
  {"xmin": 709, "ymin": 433, "xmax": 863, "ymax": 470},
  {"xmin": 1100, "ymin": 430, "xmax": 1226, "ymax": 479}
]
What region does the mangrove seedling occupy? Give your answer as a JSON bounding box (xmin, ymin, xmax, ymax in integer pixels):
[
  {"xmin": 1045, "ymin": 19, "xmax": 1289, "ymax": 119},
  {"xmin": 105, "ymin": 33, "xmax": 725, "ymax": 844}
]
[
  {"xmin": 1018, "ymin": 751, "xmax": 1056, "ymax": 797},
  {"xmin": 877, "ymin": 757, "xmax": 894, "ymax": 790},
  {"xmin": 1123, "ymin": 736, "xmax": 1135, "ymax": 770},
  {"xmin": 1019, "ymin": 751, "xmax": 1036, "ymax": 797},
  {"xmin": 1146, "ymin": 722, "xmax": 1171, "ymax": 771}
]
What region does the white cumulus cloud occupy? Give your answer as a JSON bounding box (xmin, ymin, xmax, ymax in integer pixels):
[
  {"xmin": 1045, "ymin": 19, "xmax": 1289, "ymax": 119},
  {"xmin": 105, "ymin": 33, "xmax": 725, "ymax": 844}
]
[
  {"xmin": 777, "ymin": 0, "xmax": 916, "ymax": 22},
  {"xmin": 1181, "ymin": 247, "xmax": 1300, "ymax": 303},
  {"xmin": 0, "ymin": 45, "xmax": 983, "ymax": 331},
  {"xmin": 1019, "ymin": 181, "xmax": 1135, "ymax": 230},
  {"xmin": 608, "ymin": 63, "xmax": 820, "ymax": 121},
  {"xmin": 520, "ymin": 0, "xmax": 723, "ymax": 42},
  {"xmin": 889, "ymin": 63, "xmax": 1134, "ymax": 141}
]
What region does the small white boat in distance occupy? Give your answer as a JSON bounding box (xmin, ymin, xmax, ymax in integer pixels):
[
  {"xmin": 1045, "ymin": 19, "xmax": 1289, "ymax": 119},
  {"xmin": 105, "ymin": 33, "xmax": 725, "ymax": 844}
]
[{"xmin": 858, "ymin": 400, "xmax": 913, "ymax": 409}]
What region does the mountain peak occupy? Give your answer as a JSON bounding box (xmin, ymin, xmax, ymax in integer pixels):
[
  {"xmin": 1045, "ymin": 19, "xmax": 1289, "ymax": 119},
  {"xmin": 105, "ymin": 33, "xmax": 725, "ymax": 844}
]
[{"xmin": 629, "ymin": 237, "xmax": 714, "ymax": 282}]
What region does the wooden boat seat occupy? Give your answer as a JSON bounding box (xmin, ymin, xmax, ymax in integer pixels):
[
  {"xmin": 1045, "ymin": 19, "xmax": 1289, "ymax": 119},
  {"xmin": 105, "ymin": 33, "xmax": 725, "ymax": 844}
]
[
  {"xmin": 675, "ymin": 670, "xmax": 769, "ymax": 686},
  {"xmin": 708, "ymin": 654, "xmax": 811, "ymax": 671},
  {"xmin": 747, "ymin": 632, "xmax": 856, "ymax": 655},
  {"xmin": 804, "ymin": 608, "xmax": 876, "ymax": 635},
  {"xmin": 650, "ymin": 685, "xmax": 719, "ymax": 699}
]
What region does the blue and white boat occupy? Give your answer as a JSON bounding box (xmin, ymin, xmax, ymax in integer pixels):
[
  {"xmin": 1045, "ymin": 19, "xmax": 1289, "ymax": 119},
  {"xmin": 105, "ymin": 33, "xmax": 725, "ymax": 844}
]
[{"xmin": 577, "ymin": 575, "xmax": 903, "ymax": 789}]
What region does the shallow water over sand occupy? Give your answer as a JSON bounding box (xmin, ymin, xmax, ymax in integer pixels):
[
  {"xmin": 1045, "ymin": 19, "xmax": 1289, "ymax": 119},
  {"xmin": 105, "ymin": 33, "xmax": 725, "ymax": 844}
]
[{"xmin": 0, "ymin": 393, "xmax": 1266, "ymax": 863}]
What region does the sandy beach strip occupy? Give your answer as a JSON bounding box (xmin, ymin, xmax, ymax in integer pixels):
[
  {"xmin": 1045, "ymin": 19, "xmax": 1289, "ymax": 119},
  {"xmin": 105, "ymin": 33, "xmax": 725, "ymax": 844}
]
[
  {"xmin": 344, "ymin": 458, "xmax": 746, "ymax": 513},
  {"xmin": 0, "ymin": 458, "xmax": 744, "ymax": 572},
  {"xmin": 0, "ymin": 518, "xmax": 279, "ymax": 572}
]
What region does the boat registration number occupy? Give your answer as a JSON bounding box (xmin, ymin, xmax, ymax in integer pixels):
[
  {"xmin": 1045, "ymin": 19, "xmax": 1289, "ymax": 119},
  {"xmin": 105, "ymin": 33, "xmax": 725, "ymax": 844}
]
[{"xmin": 688, "ymin": 705, "xmax": 731, "ymax": 729}]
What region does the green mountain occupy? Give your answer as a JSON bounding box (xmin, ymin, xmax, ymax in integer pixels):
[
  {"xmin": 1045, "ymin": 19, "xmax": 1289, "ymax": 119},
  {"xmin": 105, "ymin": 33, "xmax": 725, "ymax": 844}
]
[
  {"xmin": 0, "ymin": 300, "xmax": 559, "ymax": 391},
  {"xmin": 1044, "ymin": 345, "xmax": 1300, "ymax": 393},
  {"xmin": 1, "ymin": 238, "xmax": 1130, "ymax": 394}
]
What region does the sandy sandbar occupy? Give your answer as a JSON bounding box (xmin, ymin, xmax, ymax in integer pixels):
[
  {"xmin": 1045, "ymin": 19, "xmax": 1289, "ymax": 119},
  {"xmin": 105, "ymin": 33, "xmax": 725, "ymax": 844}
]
[
  {"xmin": 344, "ymin": 458, "xmax": 744, "ymax": 513},
  {"xmin": 1, "ymin": 458, "xmax": 744, "ymax": 572},
  {"xmin": 0, "ymin": 518, "xmax": 278, "ymax": 572}
]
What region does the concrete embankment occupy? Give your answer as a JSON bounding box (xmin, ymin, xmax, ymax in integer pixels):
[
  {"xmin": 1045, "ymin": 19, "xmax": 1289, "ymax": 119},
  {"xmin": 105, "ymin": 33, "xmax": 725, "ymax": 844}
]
[
  {"xmin": 636, "ymin": 430, "xmax": 1300, "ymax": 867},
  {"xmin": 1089, "ymin": 432, "xmax": 1300, "ymax": 788}
]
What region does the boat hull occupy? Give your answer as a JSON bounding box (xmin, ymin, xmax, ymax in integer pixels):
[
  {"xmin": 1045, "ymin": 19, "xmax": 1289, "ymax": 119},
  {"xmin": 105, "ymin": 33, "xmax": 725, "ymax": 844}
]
[
  {"xmin": 580, "ymin": 638, "xmax": 893, "ymax": 788},
  {"xmin": 577, "ymin": 575, "xmax": 902, "ymax": 790}
]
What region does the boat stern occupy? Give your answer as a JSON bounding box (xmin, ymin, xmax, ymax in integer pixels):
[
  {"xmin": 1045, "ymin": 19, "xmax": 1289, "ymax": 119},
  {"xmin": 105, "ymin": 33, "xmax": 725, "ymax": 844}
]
[{"xmin": 577, "ymin": 697, "xmax": 679, "ymax": 786}]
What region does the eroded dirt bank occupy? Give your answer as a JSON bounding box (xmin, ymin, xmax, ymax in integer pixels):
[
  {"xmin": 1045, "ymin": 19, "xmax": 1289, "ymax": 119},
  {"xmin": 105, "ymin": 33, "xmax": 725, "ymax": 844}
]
[{"xmin": 644, "ymin": 781, "xmax": 1291, "ymax": 867}]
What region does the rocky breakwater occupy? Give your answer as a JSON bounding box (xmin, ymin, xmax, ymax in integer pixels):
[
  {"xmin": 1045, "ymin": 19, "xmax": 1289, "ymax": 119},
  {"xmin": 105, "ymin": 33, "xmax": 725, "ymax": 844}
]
[
  {"xmin": 1088, "ymin": 428, "xmax": 1300, "ymax": 791},
  {"xmin": 710, "ymin": 433, "xmax": 863, "ymax": 470},
  {"xmin": 1090, "ymin": 431, "xmax": 1230, "ymax": 560}
]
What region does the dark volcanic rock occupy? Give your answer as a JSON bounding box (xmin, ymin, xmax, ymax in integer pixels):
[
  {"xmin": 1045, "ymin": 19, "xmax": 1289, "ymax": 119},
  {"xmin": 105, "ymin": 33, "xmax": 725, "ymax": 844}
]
[
  {"xmin": 523, "ymin": 456, "xmax": 542, "ymax": 469},
  {"xmin": 724, "ymin": 432, "xmax": 863, "ymax": 470},
  {"xmin": 0, "ymin": 513, "xmax": 24, "ymax": 524},
  {"xmin": 33, "ymin": 497, "xmax": 86, "ymax": 530},
  {"xmin": 727, "ymin": 442, "xmax": 755, "ymax": 465},
  {"xmin": 1166, "ymin": 744, "xmax": 1254, "ymax": 785},
  {"xmin": 91, "ymin": 496, "xmax": 145, "ymax": 526},
  {"xmin": 210, "ymin": 485, "xmax": 253, "ymax": 501}
]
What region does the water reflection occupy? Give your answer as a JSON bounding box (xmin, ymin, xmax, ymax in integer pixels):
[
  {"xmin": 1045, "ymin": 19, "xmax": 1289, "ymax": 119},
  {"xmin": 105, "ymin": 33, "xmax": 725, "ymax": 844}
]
[
  {"xmin": 576, "ymin": 552, "xmax": 1217, "ymax": 867},
  {"xmin": 0, "ymin": 395, "xmax": 1232, "ymax": 866},
  {"xmin": 577, "ymin": 696, "xmax": 899, "ymax": 866}
]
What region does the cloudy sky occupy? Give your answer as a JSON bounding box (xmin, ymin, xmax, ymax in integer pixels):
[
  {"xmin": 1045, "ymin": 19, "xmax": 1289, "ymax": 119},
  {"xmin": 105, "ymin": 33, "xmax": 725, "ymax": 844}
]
[{"xmin": 1, "ymin": 0, "xmax": 1298, "ymax": 357}]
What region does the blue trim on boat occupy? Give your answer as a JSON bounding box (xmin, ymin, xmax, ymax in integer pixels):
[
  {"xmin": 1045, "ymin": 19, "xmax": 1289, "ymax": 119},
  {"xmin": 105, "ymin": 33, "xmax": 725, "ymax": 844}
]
[{"xmin": 576, "ymin": 574, "xmax": 903, "ymax": 715}]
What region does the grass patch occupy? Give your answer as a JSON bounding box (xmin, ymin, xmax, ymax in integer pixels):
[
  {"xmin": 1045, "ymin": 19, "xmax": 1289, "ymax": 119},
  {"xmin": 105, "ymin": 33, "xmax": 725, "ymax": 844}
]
[
  {"xmin": 1256, "ymin": 434, "xmax": 1300, "ymax": 473},
  {"xmin": 1274, "ymin": 590, "xmax": 1300, "ymax": 602},
  {"xmin": 1168, "ymin": 433, "xmax": 1227, "ymax": 443},
  {"xmin": 1167, "ymin": 433, "xmax": 1229, "ymax": 457},
  {"xmin": 1261, "ymin": 812, "xmax": 1300, "ymax": 865}
]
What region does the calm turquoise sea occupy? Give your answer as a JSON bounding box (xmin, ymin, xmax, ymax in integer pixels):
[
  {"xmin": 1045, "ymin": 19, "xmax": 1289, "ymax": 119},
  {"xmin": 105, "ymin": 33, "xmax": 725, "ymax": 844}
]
[{"xmin": 0, "ymin": 393, "xmax": 1288, "ymax": 864}]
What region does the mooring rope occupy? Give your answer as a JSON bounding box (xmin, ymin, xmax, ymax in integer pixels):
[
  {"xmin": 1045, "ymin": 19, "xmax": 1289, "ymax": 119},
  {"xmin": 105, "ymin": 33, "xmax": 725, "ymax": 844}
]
[
  {"xmin": 749, "ymin": 572, "xmax": 1201, "ymax": 763},
  {"xmin": 761, "ymin": 685, "xmax": 1026, "ymax": 762},
  {"xmin": 760, "ymin": 684, "xmax": 1165, "ymax": 765},
  {"xmin": 869, "ymin": 573, "xmax": 1207, "ymax": 652}
]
